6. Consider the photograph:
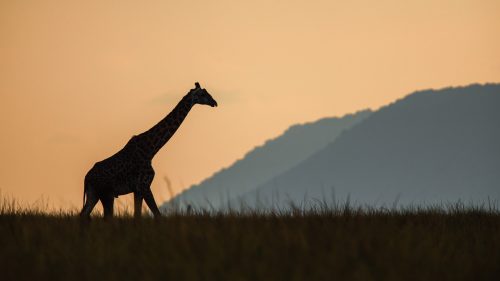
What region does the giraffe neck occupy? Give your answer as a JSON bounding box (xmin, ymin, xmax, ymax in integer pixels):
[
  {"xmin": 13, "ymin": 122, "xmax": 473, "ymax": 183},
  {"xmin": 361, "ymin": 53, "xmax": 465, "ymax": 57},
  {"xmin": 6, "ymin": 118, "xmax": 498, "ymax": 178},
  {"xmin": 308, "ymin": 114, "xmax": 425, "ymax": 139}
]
[{"xmin": 136, "ymin": 95, "xmax": 194, "ymax": 158}]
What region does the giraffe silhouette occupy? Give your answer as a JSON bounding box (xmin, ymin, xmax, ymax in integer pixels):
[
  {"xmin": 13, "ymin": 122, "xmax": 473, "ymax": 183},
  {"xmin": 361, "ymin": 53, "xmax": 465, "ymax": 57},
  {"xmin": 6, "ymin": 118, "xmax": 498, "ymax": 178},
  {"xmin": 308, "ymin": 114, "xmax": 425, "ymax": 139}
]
[{"xmin": 80, "ymin": 82, "xmax": 217, "ymax": 219}]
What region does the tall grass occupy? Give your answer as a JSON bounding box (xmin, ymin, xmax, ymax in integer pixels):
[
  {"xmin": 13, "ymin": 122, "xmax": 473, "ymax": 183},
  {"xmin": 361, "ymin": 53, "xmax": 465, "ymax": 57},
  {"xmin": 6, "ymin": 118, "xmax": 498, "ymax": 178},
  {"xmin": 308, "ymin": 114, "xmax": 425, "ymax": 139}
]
[{"xmin": 0, "ymin": 193, "xmax": 499, "ymax": 281}]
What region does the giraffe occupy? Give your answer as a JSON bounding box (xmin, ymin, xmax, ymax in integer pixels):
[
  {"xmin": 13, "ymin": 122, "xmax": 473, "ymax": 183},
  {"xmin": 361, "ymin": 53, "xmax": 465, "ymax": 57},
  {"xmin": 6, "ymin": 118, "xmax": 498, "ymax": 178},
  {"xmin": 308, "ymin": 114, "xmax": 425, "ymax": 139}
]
[{"xmin": 80, "ymin": 82, "xmax": 217, "ymax": 219}]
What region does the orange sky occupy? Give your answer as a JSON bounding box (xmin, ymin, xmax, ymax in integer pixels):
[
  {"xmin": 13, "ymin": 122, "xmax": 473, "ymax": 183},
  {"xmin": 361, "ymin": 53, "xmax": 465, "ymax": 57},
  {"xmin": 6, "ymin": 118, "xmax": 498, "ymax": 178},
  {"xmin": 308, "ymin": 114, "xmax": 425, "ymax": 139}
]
[{"xmin": 1, "ymin": 0, "xmax": 499, "ymax": 209}]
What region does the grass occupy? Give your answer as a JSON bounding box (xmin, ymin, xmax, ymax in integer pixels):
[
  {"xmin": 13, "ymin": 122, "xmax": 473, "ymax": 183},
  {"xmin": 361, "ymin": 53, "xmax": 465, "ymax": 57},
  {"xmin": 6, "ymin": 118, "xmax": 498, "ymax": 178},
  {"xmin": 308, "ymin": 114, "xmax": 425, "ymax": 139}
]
[{"xmin": 0, "ymin": 196, "xmax": 499, "ymax": 281}]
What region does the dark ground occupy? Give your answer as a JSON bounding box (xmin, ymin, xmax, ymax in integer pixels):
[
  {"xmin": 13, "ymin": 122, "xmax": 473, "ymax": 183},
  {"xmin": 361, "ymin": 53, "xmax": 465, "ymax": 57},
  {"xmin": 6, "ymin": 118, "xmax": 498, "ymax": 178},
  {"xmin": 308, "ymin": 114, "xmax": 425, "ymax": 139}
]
[{"xmin": 0, "ymin": 205, "xmax": 499, "ymax": 281}]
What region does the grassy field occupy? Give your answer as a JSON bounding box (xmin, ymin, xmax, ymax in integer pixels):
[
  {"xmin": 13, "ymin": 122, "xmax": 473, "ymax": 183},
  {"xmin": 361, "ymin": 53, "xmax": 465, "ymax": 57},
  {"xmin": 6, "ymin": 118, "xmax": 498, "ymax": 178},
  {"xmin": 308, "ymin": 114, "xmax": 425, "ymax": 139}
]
[{"xmin": 0, "ymin": 199, "xmax": 499, "ymax": 281}]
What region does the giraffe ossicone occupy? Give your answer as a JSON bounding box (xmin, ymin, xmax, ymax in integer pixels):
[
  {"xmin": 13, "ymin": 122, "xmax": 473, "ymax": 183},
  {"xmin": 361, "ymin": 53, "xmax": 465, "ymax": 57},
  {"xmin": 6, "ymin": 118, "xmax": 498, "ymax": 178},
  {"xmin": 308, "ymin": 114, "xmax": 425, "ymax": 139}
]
[{"xmin": 80, "ymin": 82, "xmax": 217, "ymax": 218}]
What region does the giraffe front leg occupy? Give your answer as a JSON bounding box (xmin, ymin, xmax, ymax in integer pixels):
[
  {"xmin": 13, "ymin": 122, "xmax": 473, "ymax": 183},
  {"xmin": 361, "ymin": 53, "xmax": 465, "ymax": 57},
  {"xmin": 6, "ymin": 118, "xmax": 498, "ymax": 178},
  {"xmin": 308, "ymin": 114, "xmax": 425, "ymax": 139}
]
[
  {"xmin": 143, "ymin": 189, "xmax": 162, "ymax": 218},
  {"xmin": 134, "ymin": 191, "xmax": 143, "ymax": 218}
]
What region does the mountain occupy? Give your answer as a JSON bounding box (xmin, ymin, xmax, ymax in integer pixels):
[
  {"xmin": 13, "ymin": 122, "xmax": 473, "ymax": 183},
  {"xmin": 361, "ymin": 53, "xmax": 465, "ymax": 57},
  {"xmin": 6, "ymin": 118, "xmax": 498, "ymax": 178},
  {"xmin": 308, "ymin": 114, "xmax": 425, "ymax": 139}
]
[
  {"xmin": 237, "ymin": 84, "xmax": 500, "ymax": 209},
  {"xmin": 162, "ymin": 110, "xmax": 372, "ymax": 210}
]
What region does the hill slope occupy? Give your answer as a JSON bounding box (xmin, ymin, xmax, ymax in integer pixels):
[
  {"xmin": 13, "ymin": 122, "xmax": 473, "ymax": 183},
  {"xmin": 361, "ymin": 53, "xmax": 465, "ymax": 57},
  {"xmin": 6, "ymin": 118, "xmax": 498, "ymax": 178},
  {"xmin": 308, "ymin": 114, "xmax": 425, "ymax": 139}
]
[
  {"xmin": 163, "ymin": 110, "xmax": 371, "ymax": 209},
  {"xmin": 238, "ymin": 84, "xmax": 500, "ymax": 208}
]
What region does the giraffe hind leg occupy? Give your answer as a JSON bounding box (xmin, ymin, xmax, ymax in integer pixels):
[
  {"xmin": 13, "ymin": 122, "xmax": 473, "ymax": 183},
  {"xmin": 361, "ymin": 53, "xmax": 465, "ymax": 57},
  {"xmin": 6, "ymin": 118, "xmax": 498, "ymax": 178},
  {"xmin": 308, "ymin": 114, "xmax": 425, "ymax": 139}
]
[
  {"xmin": 80, "ymin": 190, "xmax": 99, "ymax": 218},
  {"xmin": 101, "ymin": 193, "xmax": 115, "ymax": 219}
]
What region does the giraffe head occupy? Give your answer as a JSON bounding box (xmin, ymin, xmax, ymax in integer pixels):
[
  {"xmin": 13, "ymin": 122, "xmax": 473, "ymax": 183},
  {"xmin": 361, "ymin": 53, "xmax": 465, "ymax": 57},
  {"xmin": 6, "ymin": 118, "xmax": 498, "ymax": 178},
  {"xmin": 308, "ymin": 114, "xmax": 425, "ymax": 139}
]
[{"xmin": 188, "ymin": 82, "xmax": 218, "ymax": 107}]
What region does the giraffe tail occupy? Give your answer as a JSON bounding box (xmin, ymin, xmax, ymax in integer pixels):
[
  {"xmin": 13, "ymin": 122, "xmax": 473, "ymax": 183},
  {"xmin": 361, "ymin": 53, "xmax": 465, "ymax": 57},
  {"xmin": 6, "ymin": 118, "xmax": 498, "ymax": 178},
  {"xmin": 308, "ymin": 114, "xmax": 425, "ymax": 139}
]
[
  {"xmin": 82, "ymin": 179, "xmax": 88, "ymax": 208},
  {"xmin": 82, "ymin": 185, "xmax": 86, "ymax": 208}
]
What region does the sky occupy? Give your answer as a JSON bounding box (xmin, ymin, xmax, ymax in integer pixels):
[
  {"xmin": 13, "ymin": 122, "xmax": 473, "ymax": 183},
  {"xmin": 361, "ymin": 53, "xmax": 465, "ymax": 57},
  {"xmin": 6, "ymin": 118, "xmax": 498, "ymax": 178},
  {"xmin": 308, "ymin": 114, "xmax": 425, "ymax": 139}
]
[{"xmin": 0, "ymin": 0, "xmax": 499, "ymax": 209}]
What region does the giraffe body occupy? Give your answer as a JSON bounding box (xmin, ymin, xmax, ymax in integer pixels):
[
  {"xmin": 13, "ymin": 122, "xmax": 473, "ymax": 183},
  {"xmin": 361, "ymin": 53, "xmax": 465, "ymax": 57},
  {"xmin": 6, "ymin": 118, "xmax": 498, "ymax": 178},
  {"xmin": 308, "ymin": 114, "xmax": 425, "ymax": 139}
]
[
  {"xmin": 86, "ymin": 136, "xmax": 152, "ymax": 197},
  {"xmin": 80, "ymin": 83, "xmax": 217, "ymax": 218}
]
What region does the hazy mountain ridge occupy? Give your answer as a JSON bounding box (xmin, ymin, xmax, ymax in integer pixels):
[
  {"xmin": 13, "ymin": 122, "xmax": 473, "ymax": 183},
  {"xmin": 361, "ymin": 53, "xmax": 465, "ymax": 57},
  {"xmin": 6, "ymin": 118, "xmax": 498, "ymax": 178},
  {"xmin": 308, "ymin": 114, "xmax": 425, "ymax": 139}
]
[
  {"xmin": 237, "ymin": 83, "xmax": 500, "ymax": 209},
  {"xmin": 162, "ymin": 110, "xmax": 372, "ymax": 209}
]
